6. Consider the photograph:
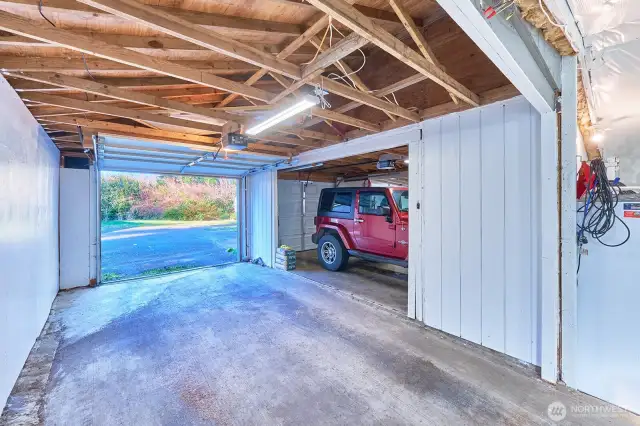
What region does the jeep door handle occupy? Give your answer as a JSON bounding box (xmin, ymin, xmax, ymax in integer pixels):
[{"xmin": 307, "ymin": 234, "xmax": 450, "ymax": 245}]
[{"xmin": 354, "ymin": 218, "xmax": 364, "ymax": 223}]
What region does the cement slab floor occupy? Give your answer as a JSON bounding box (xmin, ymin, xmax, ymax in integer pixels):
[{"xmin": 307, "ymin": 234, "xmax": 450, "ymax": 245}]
[
  {"xmin": 292, "ymin": 249, "xmax": 408, "ymax": 313},
  {"xmin": 2, "ymin": 264, "xmax": 637, "ymax": 425}
]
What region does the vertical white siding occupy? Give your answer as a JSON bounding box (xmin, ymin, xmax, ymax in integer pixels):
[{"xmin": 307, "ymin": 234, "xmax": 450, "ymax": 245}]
[
  {"xmin": 0, "ymin": 76, "xmax": 59, "ymax": 409},
  {"xmin": 246, "ymin": 170, "xmax": 278, "ymax": 267},
  {"xmin": 416, "ymin": 96, "xmax": 542, "ymax": 366}
]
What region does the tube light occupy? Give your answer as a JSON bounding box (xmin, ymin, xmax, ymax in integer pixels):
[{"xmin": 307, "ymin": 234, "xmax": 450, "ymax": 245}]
[{"xmin": 246, "ymin": 95, "xmax": 319, "ymax": 135}]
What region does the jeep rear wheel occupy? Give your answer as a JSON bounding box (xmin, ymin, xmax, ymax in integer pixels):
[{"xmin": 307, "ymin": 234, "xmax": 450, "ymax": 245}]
[{"xmin": 317, "ymin": 234, "xmax": 349, "ymax": 271}]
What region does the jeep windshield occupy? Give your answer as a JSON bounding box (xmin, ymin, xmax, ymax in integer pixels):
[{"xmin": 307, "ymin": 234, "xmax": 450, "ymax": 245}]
[{"xmin": 391, "ymin": 190, "xmax": 409, "ymax": 212}]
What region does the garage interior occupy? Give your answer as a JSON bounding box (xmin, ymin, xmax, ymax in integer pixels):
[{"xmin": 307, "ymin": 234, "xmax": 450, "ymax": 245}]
[
  {"xmin": 1, "ymin": 0, "xmax": 639, "ymax": 423},
  {"xmin": 277, "ymin": 146, "xmax": 410, "ymax": 313}
]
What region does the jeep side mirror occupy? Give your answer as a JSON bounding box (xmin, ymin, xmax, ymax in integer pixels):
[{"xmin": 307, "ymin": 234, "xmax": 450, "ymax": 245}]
[{"xmin": 381, "ymin": 205, "xmax": 392, "ymax": 222}]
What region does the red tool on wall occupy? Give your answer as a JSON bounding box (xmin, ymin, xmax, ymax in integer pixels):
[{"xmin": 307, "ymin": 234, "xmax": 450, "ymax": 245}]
[{"xmin": 576, "ymin": 161, "xmax": 595, "ymax": 199}]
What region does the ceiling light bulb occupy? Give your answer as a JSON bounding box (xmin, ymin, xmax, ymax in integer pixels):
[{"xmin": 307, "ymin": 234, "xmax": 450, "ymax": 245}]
[
  {"xmin": 592, "ymin": 132, "xmax": 605, "ymax": 143},
  {"xmin": 246, "ymin": 95, "xmax": 319, "ymax": 135}
]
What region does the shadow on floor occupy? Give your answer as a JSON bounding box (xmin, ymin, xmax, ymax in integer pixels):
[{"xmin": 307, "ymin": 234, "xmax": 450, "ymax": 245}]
[{"xmin": 291, "ymin": 250, "xmax": 409, "ymax": 313}]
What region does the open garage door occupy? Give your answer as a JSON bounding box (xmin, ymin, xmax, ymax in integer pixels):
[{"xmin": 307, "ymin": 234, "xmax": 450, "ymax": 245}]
[{"xmin": 96, "ymin": 135, "xmax": 287, "ymax": 283}]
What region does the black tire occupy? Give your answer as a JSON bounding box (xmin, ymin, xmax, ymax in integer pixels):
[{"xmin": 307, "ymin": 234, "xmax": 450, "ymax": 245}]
[{"xmin": 317, "ymin": 234, "xmax": 349, "ymax": 271}]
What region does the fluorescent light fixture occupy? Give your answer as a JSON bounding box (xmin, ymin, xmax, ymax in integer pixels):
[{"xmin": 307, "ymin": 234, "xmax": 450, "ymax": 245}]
[
  {"xmin": 246, "ymin": 95, "xmax": 319, "ymax": 135},
  {"xmin": 287, "ymin": 162, "xmax": 324, "ymax": 172}
]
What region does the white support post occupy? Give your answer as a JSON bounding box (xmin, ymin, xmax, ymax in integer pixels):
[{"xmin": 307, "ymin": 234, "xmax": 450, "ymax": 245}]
[
  {"xmin": 540, "ymin": 109, "xmax": 560, "ymax": 383},
  {"xmin": 408, "ymin": 135, "xmax": 424, "ymax": 320},
  {"xmin": 560, "ymin": 55, "xmax": 578, "ymax": 387}
]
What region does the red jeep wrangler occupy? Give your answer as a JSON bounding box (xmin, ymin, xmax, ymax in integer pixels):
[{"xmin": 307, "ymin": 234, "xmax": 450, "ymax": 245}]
[{"xmin": 312, "ymin": 187, "xmax": 409, "ymax": 271}]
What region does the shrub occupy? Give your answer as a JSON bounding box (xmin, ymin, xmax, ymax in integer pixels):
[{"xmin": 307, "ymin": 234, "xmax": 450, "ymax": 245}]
[
  {"xmin": 101, "ymin": 176, "xmax": 141, "ymax": 220},
  {"xmin": 101, "ymin": 174, "xmax": 236, "ymax": 221}
]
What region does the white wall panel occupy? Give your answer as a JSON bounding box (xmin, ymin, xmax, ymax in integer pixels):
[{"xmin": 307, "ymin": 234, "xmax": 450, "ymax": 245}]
[
  {"xmin": 422, "ymin": 119, "xmax": 443, "ymax": 329},
  {"xmin": 60, "ymin": 168, "xmax": 94, "ymax": 289},
  {"xmin": 459, "ymin": 112, "xmax": 482, "ymax": 344},
  {"xmin": 416, "ymin": 96, "xmax": 541, "ymax": 366},
  {"xmin": 480, "ymin": 102, "xmax": 506, "ymax": 354},
  {"xmin": 0, "ymin": 76, "xmax": 59, "ymax": 409},
  {"xmin": 246, "ymin": 170, "xmax": 278, "ymax": 267},
  {"xmin": 440, "ymin": 114, "xmax": 462, "ymax": 336}
]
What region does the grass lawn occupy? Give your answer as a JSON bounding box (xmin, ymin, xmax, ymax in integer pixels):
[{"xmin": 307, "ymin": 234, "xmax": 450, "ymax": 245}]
[{"xmin": 101, "ymin": 219, "xmax": 236, "ymax": 234}]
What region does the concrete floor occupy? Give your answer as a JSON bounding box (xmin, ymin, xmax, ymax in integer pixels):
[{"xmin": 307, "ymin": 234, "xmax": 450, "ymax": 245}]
[
  {"xmin": 2, "ymin": 264, "xmax": 637, "ymax": 425},
  {"xmin": 292, "ymin": 250, "xmax": 408, "ymax": 313}
]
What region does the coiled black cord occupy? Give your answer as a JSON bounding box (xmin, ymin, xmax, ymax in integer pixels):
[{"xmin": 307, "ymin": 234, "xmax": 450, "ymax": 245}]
[{"xmin": 577, "ymin": 158, "xmax": 631, "ymax": 272}]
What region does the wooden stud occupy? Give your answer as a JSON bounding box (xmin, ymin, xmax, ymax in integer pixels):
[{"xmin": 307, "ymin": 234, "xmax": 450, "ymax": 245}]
[
  {"xmin": 316, "ymin": 76, "xmax": 420, "ymax": 122},
  {"xmin": 0, "ymin": 11, "xmax": 275, "ymax": 102},
  {"xmin": 22, "ymin": 92, "xmax": 223, "ymax": 134},
  {"xmin": 0, "ymin": 0, "xmax": 303, "ymax": 36},
  {"xmin": 304, "ymin": 0, "xmax": 480, "ymax": 106},
  {"xmin": 388, "ymin": 0, "xmax": 459, "ymax": 104},
  {"xmin": 8, "ymin": 72, "xmax": 242, "ymax": 125},
  {"xmin": 78, "ymin": 0, "xmax": 301, "ymax": 80}
]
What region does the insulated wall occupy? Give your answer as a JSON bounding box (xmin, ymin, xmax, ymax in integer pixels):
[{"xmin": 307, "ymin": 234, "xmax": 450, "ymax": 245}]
[
  {"xmin": 246, "ymin": 170, "xmax": 278, "ymax": 267},
  {"xmin": 411, "ymin": 96, "xmax": 542, "ymax": 366},
  {"xmin": 0, "ymin": 76, "xmax": 60, "ymax": 408}
]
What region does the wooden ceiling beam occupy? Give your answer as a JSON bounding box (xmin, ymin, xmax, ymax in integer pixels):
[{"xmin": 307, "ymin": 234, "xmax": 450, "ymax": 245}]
[
  {"xmin": 0, "ymin": 33, "xmax": 351, "ymax": 61},
  {"xmin": 0, "ymin": 0, "xmax": 303, "ymax": 36},
  {"xmin": 265, "ymin": 0, "xmax": 424, "ymax": 26},
  {"xmin": 77, "ymin": 0, "xmax": 301, "ymax": 80},
  {"xmin": 307, "ymin": 35, "xmax": 396, "ymax": 123},
  {"xmin": 316, "ymin": 76, "xmax": 419, "ymax": 122},
  {"xmin": 0, "ymin": 57, "xmax": 258, "ymax": 76},
  {"xmin": 0, "ymin": 11, "xmax": 276, "ymax": 102},
  {"xmin": 311, "ymin": 107, "xmax": 381, "ymax": 132},
  {"xmin": 23, "ymin": 92, "xmax": 223, "ymax": 134},
  {"xmin": 39, "ymin": 116, "xmax": 292, "ymax": 156},
  {"xmin": 301, "ymin": 32, "xmax": 368, "ymax": 79},
  {"xmin": 387, "ymin": 0, "xmax": 458, "ymax": 104},
  {"xmin": 7, "ymin": 71, "xmax": 242, "ymax": 125},
  {"xmin": 305, "ymin": 0, "xmax": 480, "ymax": 106},
  {"xmin": 215, "ymin": 14, "xmax": 335, "ymax": 108}
]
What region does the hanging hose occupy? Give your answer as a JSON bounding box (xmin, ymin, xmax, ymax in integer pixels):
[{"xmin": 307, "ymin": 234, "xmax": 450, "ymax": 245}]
[{"xmin": 577, "ymin": 158, "xmax": 630, "ymax": 272}]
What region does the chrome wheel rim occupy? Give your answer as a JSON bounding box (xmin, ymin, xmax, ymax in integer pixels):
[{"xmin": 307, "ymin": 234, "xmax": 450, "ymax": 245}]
[{"xmin": 321, "ymin": 241, "xmax": 337, "ymax": 264}]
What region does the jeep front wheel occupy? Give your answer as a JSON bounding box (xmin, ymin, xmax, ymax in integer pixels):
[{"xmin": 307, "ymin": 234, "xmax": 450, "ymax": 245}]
[{"xmin": 317, "ymin": 234, "xmax": 349, "ymax": 271}]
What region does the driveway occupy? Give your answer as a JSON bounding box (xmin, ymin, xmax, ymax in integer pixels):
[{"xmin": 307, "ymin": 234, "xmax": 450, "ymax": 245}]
[{"xmin": 101, "ymin": 223, "xmax": 237, "ymax": 278}]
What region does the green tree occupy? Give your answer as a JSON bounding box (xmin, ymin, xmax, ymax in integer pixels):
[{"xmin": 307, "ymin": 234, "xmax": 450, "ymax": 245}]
[{"xmin": 100, "ymin": 176, "xmax": 141, "ymax": 220}]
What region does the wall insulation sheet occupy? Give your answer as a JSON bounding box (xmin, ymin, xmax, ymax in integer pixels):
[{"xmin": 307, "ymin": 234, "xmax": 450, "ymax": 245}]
[
  {"xmin": 411, "ymin": 96, "xmax": 542, "ymax": 366},
  {"xmin": 0, "ymin": 76, "xmax": 60, "ymax": 408},
  {"xmin": 246, "ymin": 170, "xmax": 278, "ymax": 267}
]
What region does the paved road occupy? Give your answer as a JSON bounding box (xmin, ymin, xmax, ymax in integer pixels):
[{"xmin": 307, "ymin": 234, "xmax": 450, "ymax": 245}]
[{"xmin": 101, "ymin": 224, "xmax": 238, "ymax": 278}]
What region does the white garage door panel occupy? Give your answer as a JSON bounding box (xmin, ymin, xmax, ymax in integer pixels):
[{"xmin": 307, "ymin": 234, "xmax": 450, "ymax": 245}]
[
  {"xmin": 278, "ymin": 180, "xmax": 304, "ymax": 250},
  {"xmin": 277, "ymin": 180, "xmax": 333, "ymax": 251}
]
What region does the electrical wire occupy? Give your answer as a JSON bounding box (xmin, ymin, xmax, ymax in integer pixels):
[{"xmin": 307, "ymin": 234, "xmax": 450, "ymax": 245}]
[
  {"xmin": 38, "ymin": 0, "xmax": 56, "ymax": 27},
  {"xmin": 576, "ymin": 158, "xmax": 630, "ymax": 272},
  {"xmin": 82, "ymin": 53, "xmax": 97, "ymax": 81},
  {"xmin": 538, "ymin": 0, "xmax": 566, "ymax": 29}
]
